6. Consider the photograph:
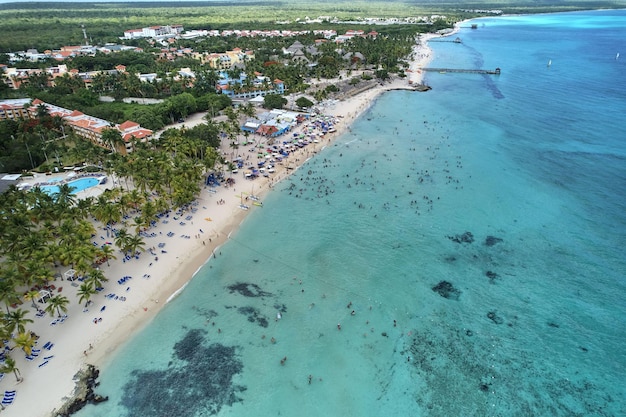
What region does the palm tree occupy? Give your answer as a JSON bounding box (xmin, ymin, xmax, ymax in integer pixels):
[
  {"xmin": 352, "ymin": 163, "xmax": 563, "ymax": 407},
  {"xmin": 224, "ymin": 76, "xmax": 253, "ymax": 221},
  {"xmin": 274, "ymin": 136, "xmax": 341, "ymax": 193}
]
[
  {"xmin": 45, "ymin": 294, "xmax": 69, "ymax": 318},
  {"xmin": 0, "ymin": 326, "xmax": 12, "ymax": 351},
  {"xmin": 74, "ymin": 197, "xmax": 94, "ymax": 218},
  {"xmin": 98, "ymin": 244, "xmax": 117, "ymax": 266},
  {"xmin": 3, "ymin": 308, "xmax": 34, "ymax": 334},
  {"xmin": 20, "ymin": 259, "xmax": 54, "ymax": 287},
  {"xmin": 85, "ymin": 268, "xmax": 107, "ymax": 289},
  {"xmin": 101, "ymin": 128, "xmax": 124, "ymax": 153},
  {"xmin": 53, "ymin": 183, "xmax": 77, "ymax": 211},
  {"xmin": 114, "ymin": 228, "xmax": 132, "ymax": 253},
  {"xmin": 77, "ymin": 282, "xmax": 96, "ymax": 308},
  {"xmin": 71, "ymin": 244, "xmax": 97, "ymax": 275},
  {"xmin": 0, "ymin": 356, "xmax": 22, "ymax": 382},
  {"xmin": 126, "ymin": 234, "xmax": 145, "ymax": 255},
  {"xmin": 24, "ymin": 290, "xmax": 42, "ymax": 311},
  {"xmin": 12, "ymin": 332, "xmax": 37, "ymax": 357},
  {"xmin": 0, "ymin": 280, "xmax": 20, "ymax": 313},
  {"xmin": 132, "ymin": 216, "xmax": 144, "ymax": 233}
]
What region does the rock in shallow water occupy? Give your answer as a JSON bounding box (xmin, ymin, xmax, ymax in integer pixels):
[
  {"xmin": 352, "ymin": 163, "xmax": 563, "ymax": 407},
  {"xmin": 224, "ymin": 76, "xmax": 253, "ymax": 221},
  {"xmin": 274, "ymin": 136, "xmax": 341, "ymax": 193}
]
[
  {"xmin": 55, "ymin": 364, "xmax": 107, "ymax": 417},
  {"xmin": 432, "ymin": 280, "xmax": 461, "ymax": 300},
  {"xmin": 485, "ymin": 235, "xmax": 503, "ymax": 246},
  {"xmin": 447, "ymin": 231, "xmax": 474, "ymax": 244}
]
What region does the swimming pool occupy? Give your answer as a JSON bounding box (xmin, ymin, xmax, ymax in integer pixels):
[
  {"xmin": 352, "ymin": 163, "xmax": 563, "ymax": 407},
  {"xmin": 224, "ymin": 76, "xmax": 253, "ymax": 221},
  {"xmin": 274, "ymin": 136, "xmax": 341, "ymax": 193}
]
[{"xmin": 39, "ymin": 177, "xmax": 102, "ymax": 195}]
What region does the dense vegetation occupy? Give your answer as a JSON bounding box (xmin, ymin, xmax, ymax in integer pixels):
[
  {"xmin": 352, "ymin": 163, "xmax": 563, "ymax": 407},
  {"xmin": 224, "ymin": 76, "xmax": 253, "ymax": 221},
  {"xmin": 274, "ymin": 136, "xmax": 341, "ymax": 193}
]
[{"xmin": 1, "ymin": 1, "xmax": 619, "ymax": 52}]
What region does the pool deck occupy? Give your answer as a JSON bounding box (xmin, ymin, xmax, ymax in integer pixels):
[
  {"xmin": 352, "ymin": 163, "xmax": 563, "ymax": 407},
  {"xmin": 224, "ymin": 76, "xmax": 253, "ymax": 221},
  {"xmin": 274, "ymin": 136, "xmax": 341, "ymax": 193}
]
[{"xmin": 18, "ymin": 171, "xmax": 113, "ymax": 199}]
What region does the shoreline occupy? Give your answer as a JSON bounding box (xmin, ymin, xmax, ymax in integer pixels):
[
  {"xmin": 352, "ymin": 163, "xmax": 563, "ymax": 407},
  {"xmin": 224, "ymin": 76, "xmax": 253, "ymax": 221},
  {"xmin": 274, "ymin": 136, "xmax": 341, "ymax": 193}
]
[{"xmin": 1, "ymin": 31, "xmax": 441, "ymax": 417}]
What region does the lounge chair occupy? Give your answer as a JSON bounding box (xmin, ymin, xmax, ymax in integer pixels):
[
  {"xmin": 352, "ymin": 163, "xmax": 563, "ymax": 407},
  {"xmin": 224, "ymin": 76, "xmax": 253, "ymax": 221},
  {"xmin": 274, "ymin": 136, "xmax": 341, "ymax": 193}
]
[{"xmin": 1, "ymin": 390, "xmax": 16, "ymax": 405}]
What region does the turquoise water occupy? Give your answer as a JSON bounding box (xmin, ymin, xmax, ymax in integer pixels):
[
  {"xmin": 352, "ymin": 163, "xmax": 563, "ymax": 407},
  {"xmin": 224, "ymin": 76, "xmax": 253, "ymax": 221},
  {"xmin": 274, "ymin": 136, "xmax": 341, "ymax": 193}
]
[
  {"xmin": 77, "ymin": 10, "xmax": 625, "ymax": 417},
  {"xmin": 39, "ymin": 177, "xmax": 100, "ymax": 195}
]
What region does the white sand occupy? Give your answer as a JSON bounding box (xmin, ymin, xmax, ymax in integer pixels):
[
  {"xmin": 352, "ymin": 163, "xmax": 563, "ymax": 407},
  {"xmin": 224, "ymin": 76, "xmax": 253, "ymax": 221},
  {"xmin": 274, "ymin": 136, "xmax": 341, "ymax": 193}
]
[{"xmin": 0, "ymin": 34, "xmax": 436, "ymax": 417}]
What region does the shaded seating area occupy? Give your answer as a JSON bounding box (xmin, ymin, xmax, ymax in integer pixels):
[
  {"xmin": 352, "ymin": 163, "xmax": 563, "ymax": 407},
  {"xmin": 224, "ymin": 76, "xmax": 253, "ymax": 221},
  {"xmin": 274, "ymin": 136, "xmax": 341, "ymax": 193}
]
[
  {"xmin": 63, "ymin": 269, "xmax": 77, "ymax": 281},
  {"xmin": 37, "ymin": 289, "xmax": 51, "ymax": 304}
]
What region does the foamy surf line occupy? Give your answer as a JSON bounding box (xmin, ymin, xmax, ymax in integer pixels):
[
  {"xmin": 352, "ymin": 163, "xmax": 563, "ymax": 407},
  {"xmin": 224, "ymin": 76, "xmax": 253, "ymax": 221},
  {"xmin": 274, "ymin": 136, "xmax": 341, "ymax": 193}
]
[{"xmin": 166, "ymin": 282, "xmax": 189, "ymax": 304}]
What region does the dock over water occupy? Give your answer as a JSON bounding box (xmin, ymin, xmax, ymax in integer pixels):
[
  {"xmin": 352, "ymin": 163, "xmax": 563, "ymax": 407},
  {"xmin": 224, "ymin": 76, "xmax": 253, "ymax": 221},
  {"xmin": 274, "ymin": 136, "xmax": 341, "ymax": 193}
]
[{"xmin": 421, "ymin": 67, "xmax": 501, "ymax": 75}]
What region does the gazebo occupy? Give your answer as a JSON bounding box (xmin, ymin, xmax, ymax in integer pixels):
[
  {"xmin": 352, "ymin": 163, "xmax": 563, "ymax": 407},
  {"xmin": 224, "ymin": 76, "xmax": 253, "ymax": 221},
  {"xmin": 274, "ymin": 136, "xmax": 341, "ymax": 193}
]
[
  {"xmin": 37, "ymin": 289, "xmax": 51, "ymax": 303},
  {"xmin": 63, "ymin": 269, "xmax": 77, "ymax": 281}
]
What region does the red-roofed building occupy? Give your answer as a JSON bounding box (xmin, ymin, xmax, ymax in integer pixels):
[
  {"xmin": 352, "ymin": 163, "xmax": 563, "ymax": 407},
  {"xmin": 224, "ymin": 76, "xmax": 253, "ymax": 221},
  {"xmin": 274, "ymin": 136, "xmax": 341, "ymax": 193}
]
[{"xmin": 5, "ymin": 98, "xmax": 153, "ymax": 154}]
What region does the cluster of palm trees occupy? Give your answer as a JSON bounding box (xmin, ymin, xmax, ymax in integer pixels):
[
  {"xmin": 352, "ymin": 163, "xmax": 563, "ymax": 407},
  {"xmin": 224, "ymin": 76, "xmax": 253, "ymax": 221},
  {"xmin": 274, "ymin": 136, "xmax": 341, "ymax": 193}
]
[{"xmin": 0, "ymin": 108, "xmax": 236, "ymax": 380}]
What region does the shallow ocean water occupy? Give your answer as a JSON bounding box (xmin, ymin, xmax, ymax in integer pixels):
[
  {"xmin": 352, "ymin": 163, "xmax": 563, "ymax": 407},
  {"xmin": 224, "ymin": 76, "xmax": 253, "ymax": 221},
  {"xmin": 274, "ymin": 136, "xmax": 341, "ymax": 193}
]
[{"xmin": 77, "ymin": 10, "xmax": 626, "ymax": 417}]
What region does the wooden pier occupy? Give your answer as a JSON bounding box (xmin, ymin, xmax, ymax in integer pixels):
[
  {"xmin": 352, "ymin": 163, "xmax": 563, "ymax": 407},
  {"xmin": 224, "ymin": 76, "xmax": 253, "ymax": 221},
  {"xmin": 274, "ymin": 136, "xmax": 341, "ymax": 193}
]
[
  {"xmin": 421, "ymin": 67, "xmax": 501, "ymax": 75},
  {"xmin": 429, "ymin": 37, "xmax": 462, "ymax": 43}
]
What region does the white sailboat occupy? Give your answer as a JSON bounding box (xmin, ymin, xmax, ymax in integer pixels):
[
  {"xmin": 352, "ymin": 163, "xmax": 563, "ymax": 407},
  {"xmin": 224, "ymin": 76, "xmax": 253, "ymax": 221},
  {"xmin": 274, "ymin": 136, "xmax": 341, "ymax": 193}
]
[
  {"xmin": 238, "ymin": 193, "xmax": 249, "ymax": 210},
  {"xmin": 616, "ymin": 52, "xmax": 620, "ymax": 60},
  {"xmin": 248, "ymin": 186, "xmax": 260, "ymax": 202},
  {"xmin": 547, "ymin": 59, "xmax": 552, "ymax": 67}
]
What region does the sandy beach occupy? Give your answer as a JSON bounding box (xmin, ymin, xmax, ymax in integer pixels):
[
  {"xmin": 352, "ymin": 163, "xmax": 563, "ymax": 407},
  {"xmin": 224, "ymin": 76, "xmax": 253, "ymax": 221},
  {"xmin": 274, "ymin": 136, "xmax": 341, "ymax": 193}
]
[{"xmin": 0, "ymin": 32, "xmax": 439, "ymax": 417}]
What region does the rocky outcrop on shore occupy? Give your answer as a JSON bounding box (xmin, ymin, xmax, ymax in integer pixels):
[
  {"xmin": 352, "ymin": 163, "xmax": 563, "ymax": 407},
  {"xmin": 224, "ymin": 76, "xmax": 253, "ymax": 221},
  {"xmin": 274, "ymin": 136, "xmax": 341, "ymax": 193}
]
[{"xmin": 54, "ymin": 365, "xmax": 108, "ymax": 417}]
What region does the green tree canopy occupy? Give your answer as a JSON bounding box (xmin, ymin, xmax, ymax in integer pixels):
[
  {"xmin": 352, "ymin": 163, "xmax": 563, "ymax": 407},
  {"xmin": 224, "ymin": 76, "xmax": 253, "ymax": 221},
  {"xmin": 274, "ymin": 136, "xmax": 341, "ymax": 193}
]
[{"xmin": 263, "ymin": 94, "xmax": 287, "ymax": 110}]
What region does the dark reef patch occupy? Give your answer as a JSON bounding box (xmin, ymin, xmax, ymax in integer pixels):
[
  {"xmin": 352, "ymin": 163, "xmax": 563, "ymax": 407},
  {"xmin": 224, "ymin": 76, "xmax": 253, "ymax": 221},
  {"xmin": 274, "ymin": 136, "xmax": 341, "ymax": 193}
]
[
  {"xmin": 227, "ymin": 282, "xmax": 272, "ymax": 298},
  {"xmin": 432, "ymin": 280, "xmax": 461, "ymax": 300},
  {"xmin": 120, "ymin": 329, "xmax": 245, "ymax": 416},
  {"xmin": 487, "ymin": 311, "xmax": 504, "ymax": 325},
  {"xmin": 237, "ymin": 306, "xmax": 269, "ymax": 328},
  {"xmin": 485, "ymin": 270, "xmax": 499, "ymax": 284},
  {"xmin": 485, "ymin": 236, "xmax": 503, "ymax": 246},
  {"xmin": 447, "ymin": 231, "xmax": 474, "ymax": 244}
]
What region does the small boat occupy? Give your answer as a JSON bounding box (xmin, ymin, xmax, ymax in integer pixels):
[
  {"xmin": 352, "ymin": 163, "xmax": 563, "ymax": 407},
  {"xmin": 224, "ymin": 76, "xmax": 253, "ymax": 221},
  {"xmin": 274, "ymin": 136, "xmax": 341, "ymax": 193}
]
[
  {"xmin": 239, "ymin": 193, "xmax": 249, "ymax": 210},
  {"xmin": 248, "ymin": 186, "xmax": 261, "ymax": 202},
  {"xmin": 547, "ymin": 59, "xmax": 552, "ymax": 67},
  {"xmin": 253, "ymin": 202, "xmax": 263, "ymax": 207},
  {"xmin": 616, "ymin": 52, "xmax": 620, "ymax": 60},
  {"xmin": 276, "ymin": 312, "xmax": 282, "ymax": 320}
]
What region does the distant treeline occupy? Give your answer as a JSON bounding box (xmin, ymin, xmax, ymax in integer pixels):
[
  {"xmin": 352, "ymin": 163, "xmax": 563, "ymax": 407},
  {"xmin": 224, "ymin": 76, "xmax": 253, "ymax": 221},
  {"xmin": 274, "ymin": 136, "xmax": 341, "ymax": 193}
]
[
  {"xmin": 0, "ymin": 1, "xmax": 621, "ymax": 52},
  {"xmin": 0, "ymin": 2, "xmax": 285, "ymax": 11}
]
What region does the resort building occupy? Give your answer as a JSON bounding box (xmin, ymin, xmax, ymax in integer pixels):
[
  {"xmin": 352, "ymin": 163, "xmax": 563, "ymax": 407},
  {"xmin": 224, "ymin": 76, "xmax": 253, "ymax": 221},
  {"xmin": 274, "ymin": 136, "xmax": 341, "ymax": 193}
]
[
  {"xmin": 0, "ymin": 98, "xmax": 32, "ymax": 120},
  {"xmin": 30, "ymin": 99, "xmax": 153, "ymax": 154},
  {"xmin": 193, "ymin": 48, "xmax": 255, "ymax": 70},
  {"xmin": 216, "ymin": 72, "xmax": 285, "ymax": 99},
  {"xmin": 123, "ymin": 25, "xmax": 184, "ymax": 40},
  {"xmin": 0, "ymin": 98, "xmax": 152, "ymax": 154}
]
